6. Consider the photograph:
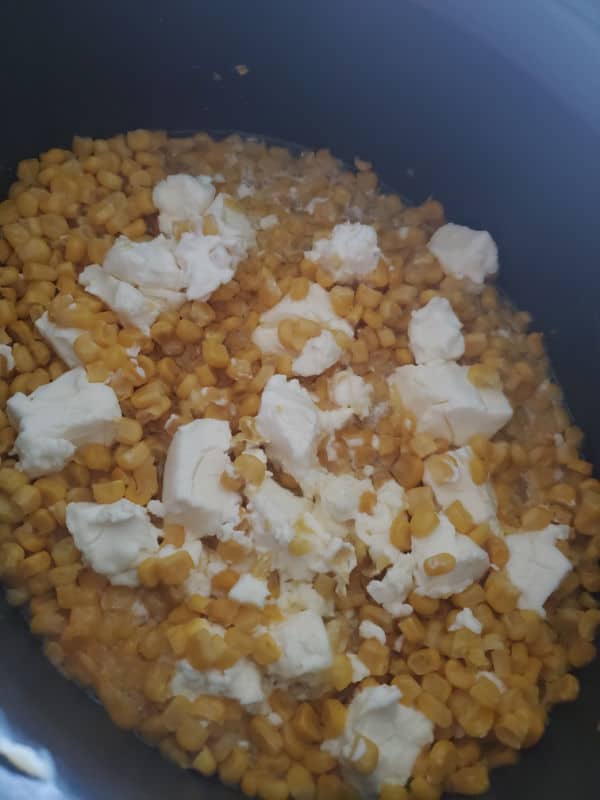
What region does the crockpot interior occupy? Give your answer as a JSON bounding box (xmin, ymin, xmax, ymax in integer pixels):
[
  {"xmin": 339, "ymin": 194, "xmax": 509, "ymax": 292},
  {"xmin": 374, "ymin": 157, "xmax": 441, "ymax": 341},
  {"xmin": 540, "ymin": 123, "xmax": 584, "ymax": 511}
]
[{"xmin": 0, "ymin": 1, "xmax": 598, "ymax": 798}]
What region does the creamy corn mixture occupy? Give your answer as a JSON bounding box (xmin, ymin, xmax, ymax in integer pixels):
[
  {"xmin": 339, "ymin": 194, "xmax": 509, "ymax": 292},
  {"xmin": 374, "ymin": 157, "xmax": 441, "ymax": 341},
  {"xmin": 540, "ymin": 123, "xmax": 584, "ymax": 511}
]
[{"xmin": 0, "ymin": 130, "xmax": 599, "ymax": 800}]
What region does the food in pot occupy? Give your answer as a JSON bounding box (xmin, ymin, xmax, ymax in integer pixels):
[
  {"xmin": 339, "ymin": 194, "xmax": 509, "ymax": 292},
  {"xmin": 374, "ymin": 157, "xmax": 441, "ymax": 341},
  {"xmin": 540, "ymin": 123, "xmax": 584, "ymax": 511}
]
[{"xmin": 0, "ymin": 130, "xmax": 598, "ymax": 799}]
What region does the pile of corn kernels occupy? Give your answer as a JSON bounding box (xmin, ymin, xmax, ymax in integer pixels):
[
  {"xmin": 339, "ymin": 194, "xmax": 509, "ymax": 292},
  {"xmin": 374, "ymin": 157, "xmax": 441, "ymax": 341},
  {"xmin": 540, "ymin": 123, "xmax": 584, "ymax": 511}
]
[{"xmin": 0, "ymin": 130, "xmax": 599, "ymax": 800}]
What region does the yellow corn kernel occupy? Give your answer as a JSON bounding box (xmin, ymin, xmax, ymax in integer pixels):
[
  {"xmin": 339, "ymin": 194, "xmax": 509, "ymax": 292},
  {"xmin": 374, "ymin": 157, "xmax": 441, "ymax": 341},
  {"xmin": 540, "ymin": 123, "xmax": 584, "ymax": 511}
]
[
  {"xmin": 415, "ymin": 691, "xmax": 452, "ymax": 729},
  {"xmin": 0, "ymin": 467, "xmax": 29, "ymax": 494},
  {"xmin": 137, "ymin": 557, "xmax": 160, "ymax": 589},
  {"xmin": 408, "ymin": 776, "xmax": 442, "ymax": 800},
  {"xmin": 391, "ymin": 453, "xmax": 424, "ymax": 489},
  {"xmin": 444, "ymin": 659, "xmax": 476, "ymax": 690},
  {"xmin": 219, "ymin": 745, "xmax": 250, "ymax": 785},
  {"xmin": 321, "ymin": 698, "xmax": 347, "ymax": 739},
  {"xmin": 80, "ymin": 442, "xmax": 113, "ymax": 471},
  {"xmin": 350, "ymin": 735, "xmax": 379, "ymax": 775},
  {"xmin": 292, "ymin": 703, "xmax": 321, "ymax": 743},
  {"xmin": 234, "ymin": 453, "xmax": 266, "ymax": 485},
  {"xmin": 115, "ymin": 441, "xmax": 151, "ymax": 471},
  {"xmin": 398, "ymin": 614, "xmax": 426, "ymax": 643},
  {"xmin": 407, "ymin": 647, "xmax": 442, "ymax": 676},
  {"xmin": 485, "ymin": 571, "xmax": 520, "ymax": 614},
  {"xmin": 390, "ymin": 512, "xmax": 411, "ymax": 551},
  {"xmin": 250, "ymin": 715, "xmax": 284, "ymax": 755},
  {"xmin": 157, "ymin": 550, "xmax": 193, "ymax": 586},
  {"xmin": 286, "ymin": 763, "xmax": 315, "ymax": 800},
  {"xmin": 423, "ymin": 552, "xmax": 456, "ymax": 577},
  {"xmin": 190, "ymin": 694, "xmax": 226, "ymax": 723},
  {"xmin": 468, "ymin": 364, "xmax": 500, "ymax": 390},
  {"xmin": 486, "ymin": 534, "xmax": 509, "ymax": 568},
  {"xmin": 20, "ymin": 550, "xmax": 51, "ymax": 579},
  {"xmin": 253, "ymin": 633, "xmax": 282, "ymax": 666},
  {"xmin": 256, "ymin": 776, "xmax": 289, "ymax": 800},
  {"xmin": 13, "ymin": 485, "xmax": 42, "ymax": 516},
  {"xmin": 545, "ymin": 673, "xmax": 579, "ymax": 704},
  {"xmin": 193, "ymin": 747, "xmax": 217, "ymax": 777},
  {"xmin": 445, "ymin": 500, "xmax": 475, "ymax": 534},
  {"xmin": 92, "ymin": 479, "xmax": 126, "ymax": 504},
  {"xmin": 302, "ymin": 747, "xmax": 336, "ymax": 776},
  {"xmin": 0, "ymin": 542, "xmax": 25, "ymax": 577},
  {"xmin": 116, "ymin": 417, "xmax": 143, "ymax": 445},
  {"xmin": 330, "ymin": 653, "xmax": 353, "ymax": 691},
  {"xmin": 202, "ymin": 339, "xmax": 230, "ymax": 368},
  {"xmin": 289, "ymin": 277, "xmax": 310, "ymax": 301},
  {"xmin": 410, "ymin": 508, "xmax": 439, "ymax": 538},
  {"xmin": 469, "ymin": 675, "xmax": 502, "ymax": 710},
  {"xmin": 469, "ymin": 454, "xmax": 488, "ymax": 485},
  {"xmin": 494, "ymin": 710, "xmax": 530, "ymax": 749},
  {"xmin": 29, "ymin": 508, "xmax": 56, "ymax": 536},
  {"xmin": 288, "ymin": 534, "xmax": 313, "ymax": 556},
  {"xmin": 421, "ymin": 673, "xmax": 451, "ymax": 704},
  {"xmin": 73, "ymin": 333, "xmax": 102, "ymax": 364},
  {"xmin": 358, "ymin": 639, "xmax": 390, "ymax": 677}
]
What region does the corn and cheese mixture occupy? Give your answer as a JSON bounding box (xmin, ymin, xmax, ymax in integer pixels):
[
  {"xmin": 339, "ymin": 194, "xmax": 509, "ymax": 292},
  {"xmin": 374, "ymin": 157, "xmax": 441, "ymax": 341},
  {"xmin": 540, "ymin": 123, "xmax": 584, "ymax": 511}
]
[{"xmin": 0, "ymin": 130, "xmax": 599, "ymax": 800}]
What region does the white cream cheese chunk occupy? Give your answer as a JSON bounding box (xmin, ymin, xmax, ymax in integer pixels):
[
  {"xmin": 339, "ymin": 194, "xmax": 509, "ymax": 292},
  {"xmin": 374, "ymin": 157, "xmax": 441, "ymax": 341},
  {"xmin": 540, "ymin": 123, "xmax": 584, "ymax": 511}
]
[
  {"xmin": 355, "ymin": 480, "xmax": 406, "ymax": 569},
  {"xmin": 477, "ymin": 671, "xmax": 506, "ymax": 693},
  {"xmin": 408, "ymin": 296, "xmax": 464, "ymax": 364},
  {"xmin": 322, "ymin": 685, "xmax": 434, "ymax": 796},
  {"xmin": 269, "ymin": 610, "xmax": 333, "ymax": 682},
  {"xmin": 291, "ymin": 331, "xmax": 344, "ymax": 377},
  {"xmin": 449, "ymin": 607, "xmax": 483, "ymax": 634},
  {"xmin": 255, "ymin": 374, "xmax": 352, "ymax": 493},
  {"xmin": 237, "ymin": 182, "xmax": 254, "ymax": 199},
  {"xmin": 170, "ymin": 658, "xmax": 265, "ymax": 707},
  {"xmin": 103, "ymin": 235, "xmax": 187, "ymax": 290},
  {"xmin": 358, "ymin": 620, "xmax": 386, "ymax": 644},
  {"xmin": 79, "ymin": 264, "xmax": 161, "ymax": 334},
  {"xmin": 348, "ymin": 653, "xmax": 371, "ymax": 683},
  {"xmin": 412, "ymin": 514, "xmax": 490, "ymax": 598},
  {"xmin": 366, "ymin": 556, "xmax": 415, "ymax": 618},
  {"xmin": 66, "ymin": 499, "xmax": 160, "ymax": 586},
  {"xmin": 423, "ymin": 446, "xmax": 497, "ymax": 525},
  {"xmin": 388, "ymin": 362, "xmax": 512, "ymax": 445},
  {"xmin": 329, "ymin": 369, "xmax": 373, "ymax": 418},
  {"xmin": 318, "ymin": 473, "xmax": 372, "ymax": 522},
  {"xmin": 153, "ymin": 174, "xmax": 216, "ymax": 235},
  {"xmin": 205, "ymin": 193, "xmax": 256, "ymax": 258},
  {"xmin": 246, "ymin": 477, "xmax": 356, "ymax": 585},
  {"xmin": 0, "ymin": 344, "xmax": 14, "ymax": 372},
  {"xmin": 161, "ymin": 419, "xmax": 240, "ymax": 538},
  {"xmin": 34, "ymin": 311, "xmax": 83, "ymax": 368},
  {"xmin": 305, "ymin": 222, "xmax": 381, "ymax": 284},
  {"xmin": 183, "ymin": 550, "xmax": 231, "ymax": 598},
  {"xmin": 228, "ymin": 574, "xmax": 269, "ymax": 607},
  {"xmin": 7, "ymin": 367, "xmax": 121, "ymax": 477},
  {"xmin": 428, "ymin": 223, "xmax": 498, "ymax": 284},
  {"xmin": 174, "ymin": 233, "xmax": 237, "ymax": 301},
  {"xmin": 278, "ymin": 579, "xmax": 334, "ymax": 618},
  {"xmin": 252, "ymin": 283, "xmax": 353, "ymax": 377},
  {"xmin": 505, "ymin": 524, "xmax": 572, "ymax": 616},
  {"xmin": 259, "ymin": 214, "xmax": 279, "ymax": 229}
]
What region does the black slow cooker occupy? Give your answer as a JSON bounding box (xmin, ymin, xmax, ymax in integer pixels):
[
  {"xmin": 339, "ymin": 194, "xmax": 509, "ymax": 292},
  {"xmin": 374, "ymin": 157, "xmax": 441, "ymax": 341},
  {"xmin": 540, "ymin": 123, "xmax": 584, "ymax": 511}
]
[{"xmin": 0, "ymin": 1, "xmax": 598, "ymax": 798}]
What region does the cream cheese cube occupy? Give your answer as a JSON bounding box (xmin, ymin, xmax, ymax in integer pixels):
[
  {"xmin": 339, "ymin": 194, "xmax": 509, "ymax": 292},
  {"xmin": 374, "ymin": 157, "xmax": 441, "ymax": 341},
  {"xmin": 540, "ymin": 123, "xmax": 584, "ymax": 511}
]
[
  {"xmin": 412, "ymin": 514, "xmax": 490, "ymax": 598},
  {"xmin": 408, "ymin": 296, "xmax": 464, "ymax": 364},
  {"xmin": 7, "ymin": 367, "xmax": 121, "ymax": 477},
  {"xmin": 388, "ymin": 362, "xmax": 512, "ymax": 445},
  {"xmin": 428, "ymin": 223, "xmax": 498, "ymax": 284},
  {"xmin": 161, "ymin": 419, "xmax": 240, "ymax": 537},
  {"xmin": 66, "ymin": 499, "xmax": 160, "ymax": 586}
]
